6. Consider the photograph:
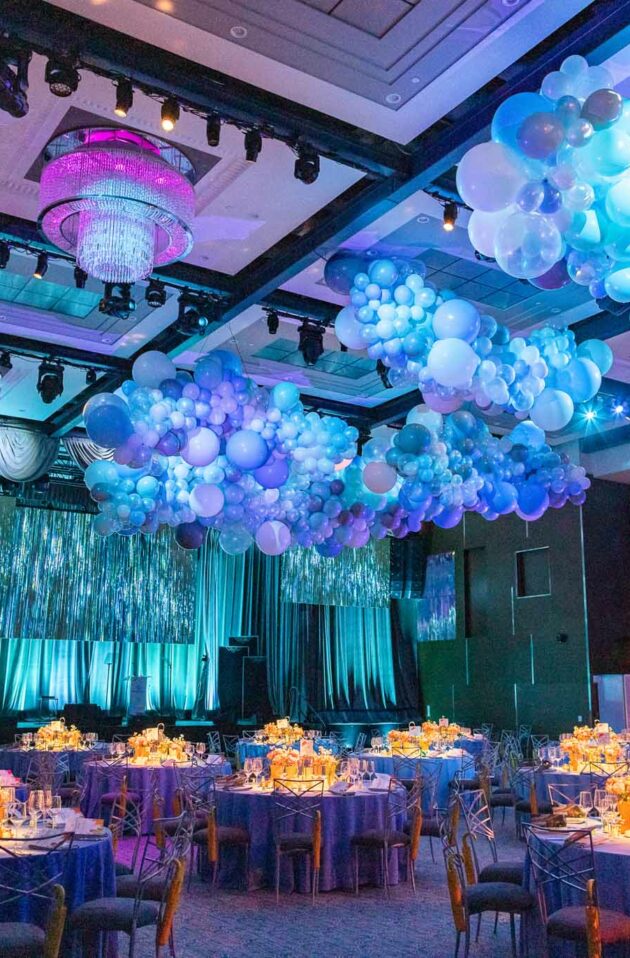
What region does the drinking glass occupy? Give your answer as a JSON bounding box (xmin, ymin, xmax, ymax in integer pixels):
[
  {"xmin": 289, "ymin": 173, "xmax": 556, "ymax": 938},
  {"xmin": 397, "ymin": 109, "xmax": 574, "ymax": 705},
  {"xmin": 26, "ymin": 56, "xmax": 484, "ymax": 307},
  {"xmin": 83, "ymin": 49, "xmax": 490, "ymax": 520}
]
[
  {"xmin": 593, "ymin": 789, "xmax": 607, "ymax": 818},
  {"xmin": 195, "ymin": 742, "xmax": 206, "ymax": 758},
  {"xmin": 578, "ymin": 790, "xmax": 592, "ymax": 818}
]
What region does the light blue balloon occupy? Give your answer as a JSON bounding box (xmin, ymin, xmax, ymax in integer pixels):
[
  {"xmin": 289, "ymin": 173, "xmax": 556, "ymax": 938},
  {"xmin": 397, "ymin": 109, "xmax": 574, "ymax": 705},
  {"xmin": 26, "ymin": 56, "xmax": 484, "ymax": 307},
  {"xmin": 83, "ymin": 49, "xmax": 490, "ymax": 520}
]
[
  {"xmin": 368, "ymin": 258, "xmax": 398, "ymax": 287},
  {"xmin": 136, "ymin": 475, "xmax": 159, "ymax": 498},
  {"xmin": 491, "ymin": 92, "xmax": 551, "ymax": 151},
  {"xmin": 431, "ymin": 299, "xmax": 480, "ymax": 343},
  {"xmin": 272, "ymin": 381, "xmax": 300, "ymax": 412},
  {"xmin": 605, "ymin": 266, "xmax": 630, "ymax": 303},
  {"xmin": 84, "ymin": 459, "xmax": 119, "ymax": 489},
  {"xmin": 577, "ymin": 339, "xmax": 613, "ymax": 374}
]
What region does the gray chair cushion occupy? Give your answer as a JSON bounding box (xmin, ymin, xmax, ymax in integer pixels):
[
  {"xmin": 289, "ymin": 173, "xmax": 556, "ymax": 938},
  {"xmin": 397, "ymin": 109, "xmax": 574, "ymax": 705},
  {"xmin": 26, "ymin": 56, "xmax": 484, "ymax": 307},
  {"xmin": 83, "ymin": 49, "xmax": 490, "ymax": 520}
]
[
  {"xmin": 276, "ymin": 833, "xmax": 314, "ymax": 851},
  {"xmin": 0, "ymin": 922, "xmax": 46, "ymax": 958},
  {"xmin": 100, "ymin": 790, "xmax": 141, "ymax": 805},
  {"xmin": 350, "ymin": 829, "xmax": 410, "ymax": 848},
  {"xmin": 420, "ymin": 816, "xmax": 441, "ymax": 836},
  {"xmin": 114, "ymin": 862, "xmax": 134, "ymax": 876},
  {"xmin": 193, "ymin": 825, "xmax": 249, "ymax": 846},
  {"xmin": 478, "ymin": 860, "xmax": 524, "ymax": 885},
  {"xmin": 514, "ymin": 800, "xmax": 551, "ymax": 814},
  {"xmin": 466, "ymin": 882, "xmax": 534, "ymax": 914},
  {"xmin": 68, "ymin": 897, "xmax": 159, "ymax": 933},
  {"xmin": 547, "ymin": 906, "xmax": 630, "ymax": 944}
]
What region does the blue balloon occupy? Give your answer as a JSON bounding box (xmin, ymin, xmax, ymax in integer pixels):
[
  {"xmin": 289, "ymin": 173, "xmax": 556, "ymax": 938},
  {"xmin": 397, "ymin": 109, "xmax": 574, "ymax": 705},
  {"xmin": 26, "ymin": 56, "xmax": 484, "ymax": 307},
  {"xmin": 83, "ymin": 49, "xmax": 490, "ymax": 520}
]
[
  {"xmin": 84, "ymin": 459, "xmax": 119, "ymax": 489},
  {"xmin": 225, "ymin": 430, "xmax": 269, "ymax": 470},
  {"xmin": 324, "ymin": 252, "xmax": 368, "ymax": 295},
  {"xmin": 271, "ymin": 381, "xmax": 300, "ymax": 412},
  {"xmin": 83, "ymin": 394, "xmax": 133, "ymax": 448},
  {"xmin": 368, "ymin": 258, "xmax": 399, "ymax": 288},
  {"xmin": 516, "ymin": 481, "xmax": 549, "ymax": 520},
  {"xmin": 491, "ymin": 92, "xmax": 552, "ymax": 151}
]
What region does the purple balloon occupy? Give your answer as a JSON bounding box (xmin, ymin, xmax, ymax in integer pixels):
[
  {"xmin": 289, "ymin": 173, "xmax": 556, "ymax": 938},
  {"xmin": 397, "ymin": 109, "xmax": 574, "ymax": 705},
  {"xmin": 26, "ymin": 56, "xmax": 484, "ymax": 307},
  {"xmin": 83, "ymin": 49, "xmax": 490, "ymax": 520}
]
[
  {"xmin": 160, "ymin": 378, "xmax": 183, "ymax": 400},
  {"xmin": 225, "ymin": 430, "xmax": 269, "ymax": 470},
  {"xmin": 316, "ymin": 539, "xmax": 343, "ymax": 558},
  {"xmin": 175, "ymin": 521, "xmax": 207, "ymax": 550},
  {"xmin": 156, "ymin": 431, "xmax": 182, "ymax": 456},
  {"xmin": 529, "ymin": 258, "xmax": 571, "ymax": 290},
  {"xmin": 254, "ymin": 456, "xmax": 290, "ymax": 489}
]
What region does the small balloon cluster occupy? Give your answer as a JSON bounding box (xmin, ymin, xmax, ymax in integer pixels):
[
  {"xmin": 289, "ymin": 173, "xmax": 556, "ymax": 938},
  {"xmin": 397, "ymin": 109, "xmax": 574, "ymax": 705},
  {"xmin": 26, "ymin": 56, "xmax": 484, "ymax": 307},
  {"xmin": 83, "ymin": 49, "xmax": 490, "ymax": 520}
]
[
  {"xmin": 458, "ymin": 54, "xmax": 630, "ymax": 301},
  {"xmin": 81, "ymin": 346, "xmax": 590, "ymax": 554},
  {"xmin": 363, "ymin": 407, "xmax": 590, "ymax": 527},
  {"xmin": 333, "ymin": 254, "xmax": 611, "ymax": 431}
]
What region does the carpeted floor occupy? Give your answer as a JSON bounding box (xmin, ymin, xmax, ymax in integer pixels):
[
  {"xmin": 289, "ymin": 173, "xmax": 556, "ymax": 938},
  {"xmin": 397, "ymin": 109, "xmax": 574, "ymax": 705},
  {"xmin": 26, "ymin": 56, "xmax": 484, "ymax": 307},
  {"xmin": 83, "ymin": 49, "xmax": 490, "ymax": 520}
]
[{"xmin": 123, "ymin": 815, "xmax": 529, "ymax": 958}]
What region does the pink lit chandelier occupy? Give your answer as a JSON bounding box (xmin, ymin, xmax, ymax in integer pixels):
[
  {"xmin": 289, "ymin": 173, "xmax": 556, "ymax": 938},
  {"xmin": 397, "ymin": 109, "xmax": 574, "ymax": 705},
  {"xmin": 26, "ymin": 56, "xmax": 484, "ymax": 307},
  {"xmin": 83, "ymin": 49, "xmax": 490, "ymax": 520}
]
[{"xmin": 38, "ymin": 127, "xmax": 195, "ymax": 284}]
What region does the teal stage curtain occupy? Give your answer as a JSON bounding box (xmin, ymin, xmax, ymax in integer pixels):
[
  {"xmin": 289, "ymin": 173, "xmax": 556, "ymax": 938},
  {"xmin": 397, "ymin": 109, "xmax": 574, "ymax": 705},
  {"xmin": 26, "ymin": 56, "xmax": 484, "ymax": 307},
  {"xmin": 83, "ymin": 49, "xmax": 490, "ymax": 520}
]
[{"xmin": 0, "ymin": 512, "xmax": 417, "ymax": 716}]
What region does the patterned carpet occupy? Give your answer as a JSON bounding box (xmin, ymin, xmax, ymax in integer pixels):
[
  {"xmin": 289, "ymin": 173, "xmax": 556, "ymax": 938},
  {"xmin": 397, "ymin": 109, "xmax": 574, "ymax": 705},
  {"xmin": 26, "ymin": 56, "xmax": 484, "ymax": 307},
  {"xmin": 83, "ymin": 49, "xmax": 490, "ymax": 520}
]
[{"xmin": 124, "ymin": 817, "xmax": 527, "ymax": 958}]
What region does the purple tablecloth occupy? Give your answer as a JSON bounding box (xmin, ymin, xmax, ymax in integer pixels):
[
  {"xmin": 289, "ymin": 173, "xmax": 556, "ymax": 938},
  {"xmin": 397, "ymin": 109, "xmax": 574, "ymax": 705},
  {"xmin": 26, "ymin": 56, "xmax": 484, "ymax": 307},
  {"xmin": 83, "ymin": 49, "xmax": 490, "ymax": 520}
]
[
  {"xmin": 357, "ymin": 752, "xmax": 463, "ymax": 810},
  {"xmin": 213, "ymin": 787, "xmax": 407, "ymax": 893},
  {"xmin": 0, "ymin": 748, "xmax": 105, "ymax": 781},
  {"xmin": 82, "ymin": 758, "xmax": 231, "ymax": 831},
  {"xmin": 0, "ymin": 832, "xmax": 116, "ymax": 958}
]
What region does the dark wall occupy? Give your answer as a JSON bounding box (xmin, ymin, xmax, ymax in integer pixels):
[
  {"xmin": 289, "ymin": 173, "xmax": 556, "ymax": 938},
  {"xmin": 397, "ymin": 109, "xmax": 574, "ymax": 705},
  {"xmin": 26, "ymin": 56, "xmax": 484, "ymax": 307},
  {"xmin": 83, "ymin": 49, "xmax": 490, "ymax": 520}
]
[
  {"xmin": 416, "ymin": 506, "xmax": 592, "ymax": 737},
  {"xmin": 582, "ymin": 478, "xmax": 630, "ymax": 675}
]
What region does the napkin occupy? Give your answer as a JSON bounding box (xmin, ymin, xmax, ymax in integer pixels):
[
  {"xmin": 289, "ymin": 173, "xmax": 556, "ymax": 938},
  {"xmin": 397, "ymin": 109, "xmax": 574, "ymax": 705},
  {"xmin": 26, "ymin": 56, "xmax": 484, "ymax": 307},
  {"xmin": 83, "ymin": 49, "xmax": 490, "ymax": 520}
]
[{"xmin": 329, "ymin": 781, "xmax": 350, "ymax": 795}]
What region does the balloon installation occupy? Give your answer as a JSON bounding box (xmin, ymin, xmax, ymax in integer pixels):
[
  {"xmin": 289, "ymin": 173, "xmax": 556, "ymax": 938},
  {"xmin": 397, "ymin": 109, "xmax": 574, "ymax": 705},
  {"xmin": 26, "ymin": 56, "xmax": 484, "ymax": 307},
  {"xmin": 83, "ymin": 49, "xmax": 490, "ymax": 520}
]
[
  {"xmin": 330, "ymin": 251, "xmax": 611, "ymax": 432},
  {"xmin": 458, "ymin": 54, "xmax": 630, "ymax": 302},
  {"xmin": 83, "ymin": 345, "xmax": 590, "ymax": 554}
]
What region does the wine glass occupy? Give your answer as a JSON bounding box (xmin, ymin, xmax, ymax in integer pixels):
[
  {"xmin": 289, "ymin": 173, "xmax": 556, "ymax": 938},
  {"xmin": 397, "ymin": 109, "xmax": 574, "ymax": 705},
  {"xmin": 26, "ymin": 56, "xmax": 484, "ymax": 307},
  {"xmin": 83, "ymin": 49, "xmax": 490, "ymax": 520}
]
[
  {"xmin": 578, "ymin": 790, "xmax": 592, "ymax": 818},
  {"xmin": 195, "ymin": 742, "xmax": 207, "ymax": 760},
  {"xmin": 593, "ymin": 789, "xmax": 607, "ymax": 819}
]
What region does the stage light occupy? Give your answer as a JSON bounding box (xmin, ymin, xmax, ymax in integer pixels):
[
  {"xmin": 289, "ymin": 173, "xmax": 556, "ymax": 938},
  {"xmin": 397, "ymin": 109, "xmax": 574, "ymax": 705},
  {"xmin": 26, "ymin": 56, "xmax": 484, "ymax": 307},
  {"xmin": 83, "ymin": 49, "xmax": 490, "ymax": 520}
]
[
  {"xmin": 443, "ymin": 201, "xmax": 458, "ymax": 232},
  {"xmin": 161, "ymin": 97, "xmax": 180, "ymax": 132},
  {"xmin": 376, "ymin": 359, "xmax": 392, "ymax": 388},
  {"xmin": 244, "ymin": 129, "xmax": 262, "ymax": 163},
  {"xmin": 85, "ymin": 367, "xmax": 97, "ymax": 385},
  {"xmin": 37, "ymin": 360, "xmax": 64, "ymax": 404},
  {"xmin": 145, "ymin": 279, "xmax": 167, "ymax": 308},
  {"xmin": 206, "ymin": 113, "xmax": 221, "ymax": 148},
  {"xmin": 114, "ymin": 78, "xmax": 133, "ymax": 118},
  {"xmin": 45, "ymin": 59, "xmax": 80, "ymax": 97},
  {"xmin": 0, "ymin": 52, "xmax": 30, "ymax": 118},
  {"xmin": 0, "ymin": 351, "xmax": 12, "ymax": 373},
  {"xmin": 74, "ymin": 265, "xmax": 88, "ymax": 289},
  {"xmin": 266, "ymin": 310, "xmax": 279, "ymax": 335},
  {"xmin": 298, "ymin": 321, "xmax": 324, "ymax": 366},
  {"xmin": 99, "ymin": 282, "xmax": 135, "ymax": 319},
  {"xmin": 614, "ymin": 403, "xmax": 625, "ymax": 416},
  {"xmin": 33, "ymin": 251, "xmax": 48, "ymax": 279},
  {"xmin": 584, "ymin": 409, "xmax": 597, "ymax": 422},
  {"xmin": 0, "ymin": 241, "xmax": 9, "ymax": 269},
  {"xmin": 294, "ymin": 144, "xmax": 320, "ymax": 184},
  {"xmin": 176, "ymin": 291, "xmax": 216, "ymax": 335}
]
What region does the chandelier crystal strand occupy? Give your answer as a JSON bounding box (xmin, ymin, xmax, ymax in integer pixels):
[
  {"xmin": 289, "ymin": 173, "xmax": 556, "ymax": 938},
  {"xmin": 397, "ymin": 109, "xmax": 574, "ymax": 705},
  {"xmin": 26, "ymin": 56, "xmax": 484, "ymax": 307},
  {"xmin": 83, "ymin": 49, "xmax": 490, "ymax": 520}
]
[{"xmin": 38, "ymin": 129, "xmax": 195, "ymax": 284}]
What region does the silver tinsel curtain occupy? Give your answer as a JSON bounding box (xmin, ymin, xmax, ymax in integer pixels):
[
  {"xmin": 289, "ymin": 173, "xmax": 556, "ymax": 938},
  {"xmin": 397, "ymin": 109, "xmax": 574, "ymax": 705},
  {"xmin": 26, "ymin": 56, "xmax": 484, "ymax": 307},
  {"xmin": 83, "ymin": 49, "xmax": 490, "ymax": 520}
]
[
  {"xmin": 0, "ymin": 506, "xmax": 195, "ymax": 643},
  {"xmin": 280, "ymin": 538, "xmax": 391, "ymax": 607}
]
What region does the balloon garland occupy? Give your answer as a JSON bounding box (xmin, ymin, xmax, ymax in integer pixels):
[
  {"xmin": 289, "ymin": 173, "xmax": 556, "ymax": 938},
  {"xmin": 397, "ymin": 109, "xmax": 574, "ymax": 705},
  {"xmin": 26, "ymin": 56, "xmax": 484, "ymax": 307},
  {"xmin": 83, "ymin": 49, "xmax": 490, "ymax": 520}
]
[
  {"xmin": 458, "ymin": 54, "xmax": 630, "ymax": 302},
  {"xmin": 83, "ymin": 346, "xmax": 589, "ymax": 553},
  {"xmin": 333, "ymin": 255, "xmax": 611, "ymax": 432}
]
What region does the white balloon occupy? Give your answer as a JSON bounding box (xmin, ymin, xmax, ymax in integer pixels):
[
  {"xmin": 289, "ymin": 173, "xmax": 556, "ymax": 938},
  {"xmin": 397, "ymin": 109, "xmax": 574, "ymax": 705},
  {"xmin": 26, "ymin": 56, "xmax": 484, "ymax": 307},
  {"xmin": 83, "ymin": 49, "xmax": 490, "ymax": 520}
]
[
  {"xmin": 456, "ymin": 142, "xmax": 527, "ymax": 212},
  {"xmin": 255, "ymin": 520, "xmax": 291, "ymax": 555},
  {"xmin": 468, "ymin": 208, "xmax": 514, "ymax": 258},
  {"xmin": 530, "ymin": 388, "xmax": 574, "ymax": 432},
  {"xmin": 132, "ymin": 351, "xmax": 177, "ymax": 388},
  {"xmin": 335, "ymin": 306, "xmax": 366, "ymax": 350},
  {"xmin": 427, "ymin": 339, "xmax": 480, "ymax": 389},
  {"xmin": 406, "ymin": 404, "xmax": 443, "ymax": 434}
]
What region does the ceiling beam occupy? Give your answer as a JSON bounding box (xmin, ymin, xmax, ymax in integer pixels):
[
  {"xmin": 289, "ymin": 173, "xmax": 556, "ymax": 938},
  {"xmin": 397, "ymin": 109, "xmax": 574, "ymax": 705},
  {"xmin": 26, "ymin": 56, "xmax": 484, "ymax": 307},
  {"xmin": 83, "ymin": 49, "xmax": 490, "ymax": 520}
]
[
  {"xmin": 0, "ymin": 332, "xmax": 129, "ymax": 370},
  {"xmin": 0, "ymin": 0, "xmax": 407, "ymax": 179},
  {"xmin": 572, "ymin": 310, "xmax": 630, "ymax": 344}
]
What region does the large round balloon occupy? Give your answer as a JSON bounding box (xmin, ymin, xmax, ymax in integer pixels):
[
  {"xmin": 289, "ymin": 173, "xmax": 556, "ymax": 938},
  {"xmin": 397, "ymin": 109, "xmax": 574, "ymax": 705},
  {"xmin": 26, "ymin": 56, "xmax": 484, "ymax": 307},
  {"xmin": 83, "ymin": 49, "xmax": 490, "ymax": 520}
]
[
  {"xmin": 253, "ymin": 456, "xmax": 290, "ymax": 489},
  {"xmin": 456, "ymin": 142, "xmax": 526, "ymax": 212},
  {"xmin": 84, "ymin": 459, "xmax": 119, "ymax": 489},
  {"xmin": 324, "ymin": 251, "xmax": 368, "ymax": 295},
  {"xmin": 84, "ymin": 393, "xmax": 133, "ymax": 448},
  {"xmin": 491, "ymin": 92, "xmax": 552, "ymax": 151},
  {"xmin": 189, "ymin": 483, "xmax": 224, "ymax": 518},
  {"xmin": 530, "ymin": 388, "xmax": 574, "ymax": 431},
  {"xmin": 219, "ymin": 525, "xmax": 253, "ymax": 555},
  {"xmin": 272, "ymin": 382, "xmax": 300, "ymax": 412},
  {"xmin": 467, "ymin": 208, "xmax": 513, "ymax": 258},
  {"xmin": 175, "ymin": 521, "xmax": 207, "ymax": 550},
  {"xmin": 255, "ymin": 520, "xmax": 291, "ymax": 555},
  {"xmin": 494, "ymin": 212, "xmax": 563, "ymax": 279},
  {"xmin": 363, "ymin": 461, "xmax": 397, "ymax": 494},
  {"xmin": 335, "ymin": 306, "xmax": 367, "ymax": 350},
  {"xmin": 432, "ymin": 299, "xmax": 480, "ymax": 342},
  {"xmin": 132, "ymin": 351, "xmax": 177, "ymax": 389},
  {"xmin": 225, "ymin": 430, "xmax": 269, "ymax": 470},
  {"xmin": 577, "ymin": 339, "xmax": 613, "ymax": 374},
  {"xmin": 181, "ymin": 427, "xmax": 220, "ymax": 467},
  {"xmin": 427, "ymin": 339, "xmax": 480, "ymax": 388},
  {"xmin": 556, "ymin": 357, "xmax": 601, "ymax": 403}
]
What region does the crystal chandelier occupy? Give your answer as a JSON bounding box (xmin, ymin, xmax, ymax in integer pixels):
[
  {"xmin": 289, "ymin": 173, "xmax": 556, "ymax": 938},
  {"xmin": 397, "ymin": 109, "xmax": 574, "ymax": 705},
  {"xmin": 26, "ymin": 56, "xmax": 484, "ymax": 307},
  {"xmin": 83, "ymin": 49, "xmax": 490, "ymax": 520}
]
[{"xmin": 38, "ymin": 127, "xmax": 195, "ymax": 284}]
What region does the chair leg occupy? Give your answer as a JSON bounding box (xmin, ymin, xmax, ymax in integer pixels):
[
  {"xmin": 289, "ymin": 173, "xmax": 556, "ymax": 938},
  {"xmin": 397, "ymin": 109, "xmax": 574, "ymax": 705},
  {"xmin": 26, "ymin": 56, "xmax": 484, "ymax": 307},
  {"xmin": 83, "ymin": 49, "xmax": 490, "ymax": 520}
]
[
  {"xmin": 494, "ymin": 912, "xmax": 499, "ymax": 934},
  {"xmin": 475, "ymin": 913, "xmax": 482, "ymax": 943},
  {"xmin": 429, "ymin": 835, "xmax": 435, "ymax": 863},
  {"xmin": 212, "ymin": 860, "xmax": 218, "ymax": 889},
  {"xmin": 312, "ymin": 864, "xmax": 319, "ymax": 905},
  {"xmin": 382, "ymin": 846, "xmax": 389, "ymax": 898},
  {"xmin": 510, "ymin": 914, "xmax": 517, "ymax": 958},
  {"xmin": 275, "ymin": 846, "xmax": 281, "ymax": 904},
  {"xmin": 463, "ymin": 925, "xmax": 471, "ymax": 958},
  {"xmin": 169, "ymin": 926, "xmax": 176, "ymax": 958},
  {"xmin": 454, "ymin": 931, "xmax": 461, "ymax": 958},
  {"xmin": 244, "ymin": 844, "xmax": 250, "ymax": 892},
  {"xmin": 354, "ymin": 846, "xmax": 359, "ymax": 896},
  {"xmin": 409, "ymin": 852, "xmax": 416, "ymax": 895}
]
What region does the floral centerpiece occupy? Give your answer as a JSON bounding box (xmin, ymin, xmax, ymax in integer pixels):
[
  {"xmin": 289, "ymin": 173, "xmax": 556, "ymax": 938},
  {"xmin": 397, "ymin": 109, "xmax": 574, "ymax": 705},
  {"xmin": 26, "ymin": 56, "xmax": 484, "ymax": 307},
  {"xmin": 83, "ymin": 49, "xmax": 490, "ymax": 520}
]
[
  {"xmin": 33, "ymin": 720, "xmax": 83, "ymax": 751},
  {"xmin": 262, "ymin": 720, "xmax": 304, "ymax": 745},
  {"xmin": 127, "ymin": 726, "xmax": 187, "ymax": 765},
  {"xmin": 560, "ymin": 724, "xmax": 624, "ymax": 771},
  {"xmin": 267, "ymin": 747, "xmax": 337, "ymax": 788},
  {"xmin": 421, "ymin": 720, "xmax": 463, "ymax": 745},
  {"xmin": 605, "ymin": 775, "xmax": 630, "ymax": 830},
  {"xmin": 387, "ymin": 729, "xmax": 429, "ymax": 754}
]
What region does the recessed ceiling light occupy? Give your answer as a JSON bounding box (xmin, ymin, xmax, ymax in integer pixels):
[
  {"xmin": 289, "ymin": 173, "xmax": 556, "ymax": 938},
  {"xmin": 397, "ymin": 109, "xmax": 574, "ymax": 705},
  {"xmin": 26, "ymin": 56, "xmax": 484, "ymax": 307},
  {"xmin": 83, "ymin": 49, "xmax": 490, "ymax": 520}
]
[
  {"xmin": 416, "ymin": 215, "xmax": 429, "ymax": 223},
  {"xmin": 385, "ymin": 93, "xmax": 402, "ymax": 104},
  {"xmin": 502, "ymin": 0, "xmax": 521, "ymax": 6},
  {"xmin": 411, "ymin": 77, "xmax": 420, "ymax": 85},
  {"xmin": 230, "ymin": 25, "xmax": 248, "ymax": 38},
  {"xmin": 550, "ymin": 307, "xmax": 561, "ymax": 314}
]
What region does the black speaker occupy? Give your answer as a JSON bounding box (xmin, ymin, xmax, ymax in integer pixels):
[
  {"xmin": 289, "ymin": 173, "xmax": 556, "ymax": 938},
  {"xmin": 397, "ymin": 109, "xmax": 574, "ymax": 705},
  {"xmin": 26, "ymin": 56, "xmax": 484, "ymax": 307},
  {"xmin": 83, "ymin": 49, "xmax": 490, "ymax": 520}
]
[
  {"xmin": 218, "ymin": 646, "xmax": 247, "ymax": 711},
  {"xmin": 242, "ymin": 656, "xmax": 269, "ymax": 717},
  {"xmin": 228, "ymin": 634, "xmax": 259, "ymax": 655},
  {"xmin": 390, "ymin": 531, "xmax": 429, "ymax": 598}
]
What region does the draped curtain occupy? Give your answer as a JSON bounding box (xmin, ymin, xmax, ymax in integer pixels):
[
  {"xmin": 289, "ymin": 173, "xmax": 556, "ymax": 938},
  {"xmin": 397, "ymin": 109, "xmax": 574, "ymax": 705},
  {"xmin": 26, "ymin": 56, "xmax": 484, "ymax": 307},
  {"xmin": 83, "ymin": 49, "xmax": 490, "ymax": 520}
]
[{"xmin": 0, "ymin": 427, "xmax": 59, "ymax": 481}]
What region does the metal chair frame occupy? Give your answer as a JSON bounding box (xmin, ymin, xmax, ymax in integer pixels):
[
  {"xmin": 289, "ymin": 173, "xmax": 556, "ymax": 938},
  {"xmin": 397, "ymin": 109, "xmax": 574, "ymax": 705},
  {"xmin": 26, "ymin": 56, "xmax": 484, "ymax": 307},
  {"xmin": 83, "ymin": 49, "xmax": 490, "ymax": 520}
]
[
  {"xmin": 272, "ymin": 778, "xmax": 324, "ymax": 903},
  {"xmin": 206, "ymin": 731, "xmax": 222, "ymax": 754},
  {"xmin": 351, "ymin": 777, "xmax": 420, "ymax": 897}
]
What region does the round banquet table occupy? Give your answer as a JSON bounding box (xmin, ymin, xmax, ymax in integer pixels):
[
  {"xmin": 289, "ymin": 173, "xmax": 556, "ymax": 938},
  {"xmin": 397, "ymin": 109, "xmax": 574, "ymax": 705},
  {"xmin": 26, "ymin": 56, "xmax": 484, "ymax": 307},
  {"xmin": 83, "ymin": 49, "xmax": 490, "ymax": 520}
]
[
  {"xmin": 82, "ymin": 757, "xmax": 231, "ymax": 831},
  {"xmin": 356, "ymin": 751, "xmax": 464, "ymax": 810},
  {"xmin": 0, "ymin": 746, "xmax": 106, "ymax": 781},
  {"xmin": 524, "ymin": 830, "xmax": 630, "ymax": 957},
  {"xmin": 527, "ymin": 768, "xmax": 595, "ymax": 806},
  {"xmin": 0, "ymin": 828, "xmax": 116, "ymax": 958},
  {"xmin": 213, "ymin": 784, "xmax": 407, "ymax": 893},
  {"xmin": 455, "ymin": 736, "xmax": 486, "ymax": 758},
  {"xmin": 236, "ymin": 737, "xmax": 339, "ymax": 767}
]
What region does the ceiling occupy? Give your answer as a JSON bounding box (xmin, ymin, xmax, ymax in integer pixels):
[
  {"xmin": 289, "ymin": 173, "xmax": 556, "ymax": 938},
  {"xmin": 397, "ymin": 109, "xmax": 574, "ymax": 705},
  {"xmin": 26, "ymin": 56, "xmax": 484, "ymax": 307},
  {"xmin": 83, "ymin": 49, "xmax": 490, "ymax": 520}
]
[{"xmin": 2, "ymin": 0, "xmax": 630, "ymax": 481}]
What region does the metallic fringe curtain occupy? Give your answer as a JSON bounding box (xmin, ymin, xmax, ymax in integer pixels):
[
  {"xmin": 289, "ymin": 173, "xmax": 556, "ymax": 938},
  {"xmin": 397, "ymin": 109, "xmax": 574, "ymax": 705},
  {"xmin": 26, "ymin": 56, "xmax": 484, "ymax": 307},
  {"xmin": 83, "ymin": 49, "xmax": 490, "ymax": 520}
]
[
  {"xmin": 0, "ymin": 506, "xmax": 195, "ymax": 643},
  {"xmin": 280, "ymin": 538, "xmax": 390, "ymax": 607}
]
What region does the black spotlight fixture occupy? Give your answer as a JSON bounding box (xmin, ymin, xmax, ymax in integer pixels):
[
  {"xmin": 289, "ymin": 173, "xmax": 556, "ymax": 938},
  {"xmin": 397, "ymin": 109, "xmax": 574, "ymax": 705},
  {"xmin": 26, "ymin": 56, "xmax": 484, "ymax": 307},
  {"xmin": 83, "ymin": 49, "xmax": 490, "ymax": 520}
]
[
  {"xmin": 73, "ymin": 265, "xmax": 88, "ymax": 289},
  {"xmin": 244, "ymin": 129, "xmax": 262, "ymax": 163},
  {"xmin": 161, "ymin": 97, "xmax": 179, "ymax": 133},
  {"xmin": 442, "ymin": 201, "xmax": 458, "ymax": 232},
  {"xmin": 376, "ymin": 359, "xmax": 392, "ymax": 389},
  {"xmin": 45, "ymin": 58, "xmax": 80, "ymax": 97},
  {"xmin": 0, "ymin": 241, "xmax": 9, "ymax": 269},
  {"xmin": 206, "ymin": 113, "xmax": 221, "ymax": 148},
  {"xmin": 99, "ymin": 282, "xmax": 135, "ymax": 319},
  {"xmin": 37, "ymin": 359, "xmax": 64, "ymax": 404},
  {"xmin": 0, "ymin": 50, "xmax": 30, "ymax": 118},
  {"xmin": 176, "ymin": 290, "xmax": 215, "ymax": 336},
  {"xmin": 85, "ymin": 367, "xmax": 97, "ymax": 385},
  {"xmin": 294, "ymin": 144, "xmax": 320, "ymax": 184},
  {"xmin": 266, "ymin": 309, "xmax": 279, "ymax": 335},
  {"xmin": 33, "ymin": 251, "xmax": 48, "ymax": 279},
  {"xmin": 0, "ymin": 351, "xmax": 12, "ymax": 373},
  {"xmin": 298, "ymin": 321, "xmax": 324, "ymax": 367},
  {"xmin": 114, "ymin": 77, "xmax": 133, "ymax": 118},
  {"xmin": 145, "ymin": 279, "xmax": 167, "ymax": 308}
]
